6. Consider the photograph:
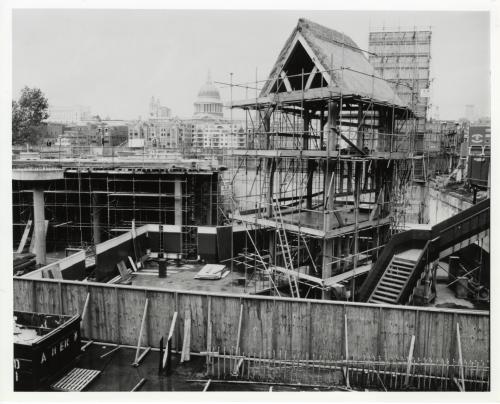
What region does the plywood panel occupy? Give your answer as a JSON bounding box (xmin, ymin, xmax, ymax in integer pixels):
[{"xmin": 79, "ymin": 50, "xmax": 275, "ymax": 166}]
[
  {"xmin": 380, "ymin": 307, "xmax": 417, "ymax": 358},
  {"xmin": 310, "ymin": 303, "xmax": 344, "ymax": 358},
  {"xmin": 88, "ymin": 285, "xmax": 119, "ymax": 343},
  {"xmin": 210, "ymin": 296, "xmax": 241, "ymax": 349},
  {"xmin": 177, "ymin": 293, "xmax": 207, "ymax": 353},
  {"xmin": 118, "ymin": 288, "xmax": 148, "ymax": 346},
  {"xmin": 13, "ymin": 279, "xmax": 35, "ymax": 312},
  {"xmin": 345, "ymin": 305, "xmax": 379, "ymax": 358},
  {"xmin": 240, "ymin": 299, "xmax": 274, "ymax": 357},
  {"xmin": 61, "ymin": 283, "xmax": 91, "ymax": 337},
  {"xmin": 457, "ymin": 315, "xmax": 489, "ymax": 362},
  {"xmin": 35, "ymin": 281, "xmax": 61, "ymax": 314},
  {"xmin": 415, "ymin": 311, "xmax": 454, "ymax": 360},
  {"xmin": 146, "ymin": 290, "xmax": 176, "ymax": 348}
]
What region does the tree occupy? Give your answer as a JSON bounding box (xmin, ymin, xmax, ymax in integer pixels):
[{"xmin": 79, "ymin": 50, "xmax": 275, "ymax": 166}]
[{"xmin": 12, "ymin": 86, "xmax": 49, "ymax": 145}]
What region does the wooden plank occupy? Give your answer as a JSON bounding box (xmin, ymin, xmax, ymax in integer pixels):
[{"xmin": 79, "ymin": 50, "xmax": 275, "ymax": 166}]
[
  {"xmin": 202, "ymin": 379, "xmax": 211, "ymax": 392},
  {"xmin": 162, "ymin": 311, "xmax": 178, "ymax": 369},
  {"xmin": 344, "ymin": 313, "xmax": 350, "ymax": 389},
  {"xmin": 181, "ymin": 309, "xmax": 191, "ymax": 363},
  {"xmin": 133, "ymin": 298, "xmax": 149, "ymax": 365},
  {"xmin": 456, "ymin": 323, "xmax": 465, "ymax": 392},
  {"xmin": 131, "ymin": 378, "xmax": 146, "ymax": 392},
  {"xmin": 81, "ymin": 292, "xmax": 90, "ymax": 321},
  {"xmin": 16, "ymin": 220, "xmax": 32, "ymax": 253},
  {"xmin": 405, "ymin": 335, "xmax": 416, "ymax": 386},
  {"xmin": 128, "ymin": 256, "xmax": 138, "ymax": 272}
]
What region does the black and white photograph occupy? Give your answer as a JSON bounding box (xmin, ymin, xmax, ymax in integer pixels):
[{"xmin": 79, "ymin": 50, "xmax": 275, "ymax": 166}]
[{"xmin": 2, "ymin": 0, "xmax": 496, "ymax": 399}]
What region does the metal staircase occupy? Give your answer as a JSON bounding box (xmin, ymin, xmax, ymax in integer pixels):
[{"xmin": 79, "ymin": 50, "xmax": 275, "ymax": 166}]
[
  {"xmin": 359, "ymin": 198, "xmax": 489, "ymax": 304},
  {"xmin": 368, "ymin": 255, "xmax": 418, "ymax": 304}
]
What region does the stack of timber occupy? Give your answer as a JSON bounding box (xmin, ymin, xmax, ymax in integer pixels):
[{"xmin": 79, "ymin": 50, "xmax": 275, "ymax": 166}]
[
  {"xmin": 194, "ymin": 264, "xmax": 229, "ymax": 280},
  {"xmin": 13, "ymin": 252, "xmax": 37, "ymax": 276}
]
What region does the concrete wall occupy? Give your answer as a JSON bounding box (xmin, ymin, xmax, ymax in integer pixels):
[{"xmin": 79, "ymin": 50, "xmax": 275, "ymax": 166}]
[
  {"xmin": 427, "ymin": 186, "xmax": 473, "ymax": 226},
  {"xmin": 13, "ymin": 277, "xmax": 489, "ymax": 362}
]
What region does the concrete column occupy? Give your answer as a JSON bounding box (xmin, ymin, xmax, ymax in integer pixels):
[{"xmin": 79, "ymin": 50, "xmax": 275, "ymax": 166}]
[
  {"xmin": 174, "ymin": 178, "xmax": 183, "ymax": 226},
  {"xmin": 91, "ymin": 193, "xmax": 101, "ymax": 245},
  {"xmin": 33, "ymin": 187, "xmax": 46, "ymax": 265}
]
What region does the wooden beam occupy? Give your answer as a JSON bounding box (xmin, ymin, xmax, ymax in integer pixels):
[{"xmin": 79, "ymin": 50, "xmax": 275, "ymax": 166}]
[
  {"xmin": 81, "ymin": 292, "xmax": 90, "ymax": 322},
  {"xmin": 202, "ymin": 379, "xmax": 211, "ymax": 392},
  {"xmin": 100, "ymin": 344, "xmax": 120, "ymax": 359},
  {"xmin": 405, "ymin": 335, "xmax": 415, "ymax": 386},
  {"xmin": 236, "ymin": 303, "xmax": 243, "ymax": 351},
  {"xmin": 180, "ymin": 310, "xmax": 191, "ymax": 363},
  {"xmin": 457, "ymin": 323, "xmax": 465, "ymax": 392},
  {"xmin": 81, "ymin": 340, "xmax": 93, "ymax": 351},
  {"xmin": 132, "ymin": 298, "xmax": 149, "ymax": 366},
  {"xmin": 16, "ymin": 220, "xmax": 32, "ymax": 253},
  {"xmin": 344, "ymin": 313, "xmax": 350, "ymax": 389},
  {"xmin": 206, "ymin": 297, "xmax": 212, "ymax": 367},
  {"xmin": 163, "ymin": 311, "xmax": 178, "ymax": 369},
  {"xmin": 128, "ymin": 256, "xmax": 138, "ymax": 272},
  {"xmin": 131, "ymin": 378, "xmax": 147, "ymax": 392},
  {"xmin": 304, "ymin": 66, "xmax": 318, "ymax": 91},
  {"xmin": 280, "ymin": 71, "xmax": 293, "ymax": 92}
]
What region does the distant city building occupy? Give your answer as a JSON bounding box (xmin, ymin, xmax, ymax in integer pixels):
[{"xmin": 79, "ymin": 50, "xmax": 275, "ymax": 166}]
[
  {"xmin": 128, "ymin": 119, "xmax": 194, "ymax": 149},
  {"xmin": 149, "ymin": 97, "xmax": 171, "ymax": 119},
  {"xmin": 193, "ymin": 72, "xmax": 223, "ymax": 119},
  {"xmin": 128, "ymin": 73, "xmax": 246, "ymax": 150},
  {"xmin": 189, "ymin": 72, "xmax": 246, "ymax": 149},
  {"xmin": 47, "ymin": 105, "xmax": 92, "ymax": 123}
]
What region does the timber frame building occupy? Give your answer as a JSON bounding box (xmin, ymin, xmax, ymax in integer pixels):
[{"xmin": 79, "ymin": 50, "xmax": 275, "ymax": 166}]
[{"xmin": 227, "ymin": 18, "xmax": 417, "ymax": 299}]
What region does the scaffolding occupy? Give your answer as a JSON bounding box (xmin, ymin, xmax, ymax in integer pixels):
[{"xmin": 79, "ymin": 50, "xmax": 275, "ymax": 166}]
[{"xmin": 221, "ymin": 18, "xmax": 416, "ymax": 300}]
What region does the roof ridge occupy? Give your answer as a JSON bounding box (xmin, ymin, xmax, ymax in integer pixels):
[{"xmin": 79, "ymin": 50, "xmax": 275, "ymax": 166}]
[{"xmin": 297, "ymin": 18, "xmax": 361, "ymax": 54}]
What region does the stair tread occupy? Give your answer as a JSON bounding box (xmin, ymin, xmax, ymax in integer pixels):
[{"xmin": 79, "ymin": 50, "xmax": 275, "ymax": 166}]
[
  {"xmin": 373, "ymin": 289, "xmax": 399, "ymax": 298},
  {"xmin": 370, "ymin": 294, "xmax": 396, "ymax": 303},
  {"xmin": 380, "ymin": 280, "xmax": 405, "ymax": 288},
  {"xmin": 378, "ymin": 284, "xmax": 402, "ymax": 293},
  {"xmin": 386, "ymin": 271, "xmax": 411, "ymax": 279}
]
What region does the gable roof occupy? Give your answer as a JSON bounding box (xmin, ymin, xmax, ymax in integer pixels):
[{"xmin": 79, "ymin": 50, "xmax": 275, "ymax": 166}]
[{"xmin": 260, "ymin": 18, "xmax": 406, "ymax": 107}]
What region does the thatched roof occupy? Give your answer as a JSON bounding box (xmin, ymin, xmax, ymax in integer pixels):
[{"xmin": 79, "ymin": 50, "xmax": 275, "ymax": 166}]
[{"xmin": 260, "ymin": 18, "xmax": 406, "ymax": 107}]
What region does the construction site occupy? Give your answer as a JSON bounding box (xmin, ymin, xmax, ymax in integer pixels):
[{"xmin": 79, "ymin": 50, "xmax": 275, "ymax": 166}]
[{"xmin": 12, "ymin": 18, "xmax": 490, "ymax": 393}]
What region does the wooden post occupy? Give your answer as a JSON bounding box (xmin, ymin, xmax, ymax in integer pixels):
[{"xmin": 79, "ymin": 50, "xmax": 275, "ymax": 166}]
[
  {"xmin": 181, "ymin": 309, "xmax": 191, "ymax": 363},
  {"xmin": 456, "ymin": 323, "xmax": 465, "ymax": 392},
  {"xmin": 158, "ymin": 337, "xmax": 164, "ymax": 374},
  {"xmin": 81, "ymin": 292, "xmax": 90, "ymax": 321},
  {"xmin": 236, "ymin": 303, "xmax": 244, "ymax": 352},
  {"xmin": 16, "ymin": 220, "xmax": 32, "ymax": 253},
  {"xmin": 132, "ymin": 298, "xmax": 149, "ymax": 366},
  {"xmin": 344, "ymin": 313, "xmax": 350, "ymax": 389},
  {"xmin": 405, "ymin": 335, "xmax": 416, "ymax": 386},
  {"xmin": 162, "ymin": 311, "xmax": 178, "ymax": 370},
  {"xmin": 206, "ymin": 297, "xmax": 212, "ymax": 367},
  {"xmin": 202, "ymin": 379, "xmax": 211, "ymax": 392},
  {"xmin": 131, "ymin": 378, "xmax": 146, "ymax": 392}
]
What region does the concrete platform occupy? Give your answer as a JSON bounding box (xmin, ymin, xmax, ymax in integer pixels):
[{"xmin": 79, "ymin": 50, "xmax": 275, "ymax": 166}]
[
  {"xmin": 131, "ymin": 262, "xmax": 258, "ymax": 295},
  {"xmin": 12, "ymin": 167, "xmax": 64, "ymax": 181}
]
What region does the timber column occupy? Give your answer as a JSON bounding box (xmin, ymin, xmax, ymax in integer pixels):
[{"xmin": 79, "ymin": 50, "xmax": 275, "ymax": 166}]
[{"xmin": 322, "ymin": 100, "xmax": 340, "ymax": 299}]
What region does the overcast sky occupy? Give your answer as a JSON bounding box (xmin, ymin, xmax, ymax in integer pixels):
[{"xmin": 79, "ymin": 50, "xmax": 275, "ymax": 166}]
[{"xmin": 12, "ymin": 9, "xmax": 490, "ymax": 121}]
